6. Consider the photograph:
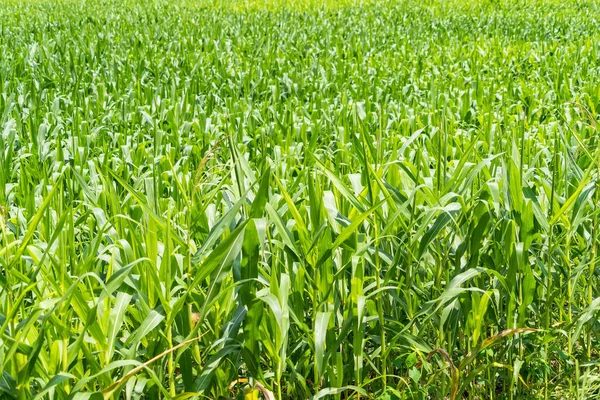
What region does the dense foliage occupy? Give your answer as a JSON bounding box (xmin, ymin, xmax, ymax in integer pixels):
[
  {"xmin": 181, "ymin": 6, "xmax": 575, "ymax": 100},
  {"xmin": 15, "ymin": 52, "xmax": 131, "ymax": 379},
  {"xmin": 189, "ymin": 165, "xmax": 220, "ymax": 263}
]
[{"xmin": 2, "ymin": 0, "xmax": 600, "ymax": 398}]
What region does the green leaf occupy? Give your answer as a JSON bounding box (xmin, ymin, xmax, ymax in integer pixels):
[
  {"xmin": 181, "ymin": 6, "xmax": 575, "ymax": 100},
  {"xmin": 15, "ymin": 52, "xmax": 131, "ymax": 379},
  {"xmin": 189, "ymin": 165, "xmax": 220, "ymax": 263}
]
[
  {"xmin": 125, "ymin": 309, "xmax": 165, "ymax": 348},
  {"xmin": 314, "ymin": 311, "xmax": 331, "ymax": 379}
]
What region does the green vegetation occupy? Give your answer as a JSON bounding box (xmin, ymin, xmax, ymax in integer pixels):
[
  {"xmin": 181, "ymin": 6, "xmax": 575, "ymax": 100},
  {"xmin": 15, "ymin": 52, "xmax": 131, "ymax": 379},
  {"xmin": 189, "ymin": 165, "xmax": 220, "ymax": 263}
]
[{"xmin": 1, "ymin": 0, "xmax": 600, "ymax": 398}]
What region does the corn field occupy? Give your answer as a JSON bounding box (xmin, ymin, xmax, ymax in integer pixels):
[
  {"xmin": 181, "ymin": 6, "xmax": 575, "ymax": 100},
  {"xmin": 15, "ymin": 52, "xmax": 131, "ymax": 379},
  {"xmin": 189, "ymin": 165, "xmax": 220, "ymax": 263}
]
[{"xmin": 1, "ymin": 0, "xmax": 600, "ymax": 398}]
